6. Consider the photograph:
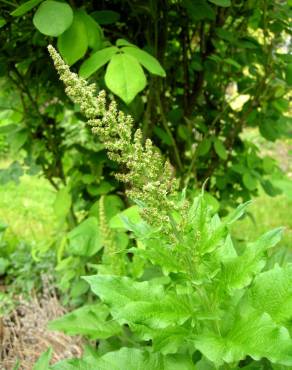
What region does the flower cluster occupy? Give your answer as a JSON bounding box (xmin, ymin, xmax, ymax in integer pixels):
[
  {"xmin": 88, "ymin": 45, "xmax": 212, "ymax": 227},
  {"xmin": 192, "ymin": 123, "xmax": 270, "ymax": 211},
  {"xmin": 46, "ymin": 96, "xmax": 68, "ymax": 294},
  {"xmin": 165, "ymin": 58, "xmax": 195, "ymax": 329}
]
[{"xmin": 48, "ymin": 45, "xmax": 178, "ymax": 230}]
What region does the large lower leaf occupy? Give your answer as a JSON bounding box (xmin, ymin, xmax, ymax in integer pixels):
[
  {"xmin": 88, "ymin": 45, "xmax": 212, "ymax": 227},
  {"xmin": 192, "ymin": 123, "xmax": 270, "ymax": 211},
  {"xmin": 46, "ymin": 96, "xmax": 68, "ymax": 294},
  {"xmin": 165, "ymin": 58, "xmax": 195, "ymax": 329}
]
[
  {"xmin": 248, "ymin": 264, "xmax": 292, "ymax": 326},
  {"xmin": 105, "ymin": 53, "xmax": 146, "ymax": 104},
  {"xmin": 51, "ymin": 348, "xmax": 196, "ymax": 370},
  {"xmin": 84, "ymin": 275, "xmax": 163, "ymax": 307},
  {"xmin": 84, "ymin": 275, "xmax": 192, "ymax": 329},
  {"xmin": 221, "ymin": 228, "xmax": 283, "ymax": 291},
  {"xmin": 48, "ymin": 304, "xmax": 121, "ymax": 339},
  {"xmin": 195, "ymin": 308, "xmax": 292, "ymax": 366}
]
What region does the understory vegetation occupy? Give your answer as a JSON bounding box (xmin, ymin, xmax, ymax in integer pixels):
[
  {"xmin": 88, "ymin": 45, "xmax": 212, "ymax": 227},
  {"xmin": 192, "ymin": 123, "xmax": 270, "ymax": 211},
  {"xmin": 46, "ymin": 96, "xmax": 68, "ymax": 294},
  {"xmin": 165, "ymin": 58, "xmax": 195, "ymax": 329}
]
[{"xmin": 0, "ymin": 0, "xmax": 291, "ymax": 369}]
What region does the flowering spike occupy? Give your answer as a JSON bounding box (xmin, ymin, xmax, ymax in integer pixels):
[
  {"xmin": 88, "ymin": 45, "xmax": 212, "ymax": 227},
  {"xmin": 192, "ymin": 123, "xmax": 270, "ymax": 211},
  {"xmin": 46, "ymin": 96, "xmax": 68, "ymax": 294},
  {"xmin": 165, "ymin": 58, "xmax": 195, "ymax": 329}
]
[{"xmin": 48, "ymin": 45, "xmax": 179, "ymax": 230}]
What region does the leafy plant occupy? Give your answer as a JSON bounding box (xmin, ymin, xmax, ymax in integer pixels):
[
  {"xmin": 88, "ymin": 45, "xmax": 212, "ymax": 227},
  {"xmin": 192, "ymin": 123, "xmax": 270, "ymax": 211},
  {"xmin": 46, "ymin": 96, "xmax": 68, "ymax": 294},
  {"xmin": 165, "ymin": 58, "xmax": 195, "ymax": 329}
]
[
  {"xmin": 37, "ymin": 47, "xmax": 292, "ymax": 370},
  {"xmin": 1, "ymin": 0, "xmax": 291, "ymax": 213}
]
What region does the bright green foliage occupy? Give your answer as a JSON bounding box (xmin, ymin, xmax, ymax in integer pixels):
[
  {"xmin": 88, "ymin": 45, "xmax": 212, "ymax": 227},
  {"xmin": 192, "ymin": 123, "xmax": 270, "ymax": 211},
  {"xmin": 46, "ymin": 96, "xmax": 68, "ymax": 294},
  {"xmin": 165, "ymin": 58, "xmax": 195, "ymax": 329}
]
[
  {"xmin": 121, "ymin": 46, "xmax": 166, "ymax": 77},
  {"xmin": 83, "ymin": 198, "xmax": 292, "ymax": 368},
  {"xmin": 67, "ymin": 217, "xmax": 102, "ymax": 257},
  {"xmin": 57, "ymin": 11, "xmax": 88, "ymax": 66},
  {"xmin": 248, "ymin": 265, "xmax": 292, "ymax": 327},
  {"xmin": 79, "ymin": 39, "xmax": 166, "ymax": 103},
  {"xmin": 55, "ymin": 194, "xmax": 128, "ymax": 303},
  {"xmin": 105, "ymin": 53, "xmax": 146, "ymax": 104},
  {"xmin": 50, "ymin": 348, "xmax": 196, "ymax": 370},
  {"xmin": 48, "ymin": 304, "xmax": 121, "ymax": 339},
  {"xmin": 33, "ymin": 1, "xmax": 73, "ymax": 36},
  {"xmin": 46, "ymin": 192, "xmax": 292, "ymax": 369},
  {"xmin": 79, "ymin": 47, "xmax": 118, "ymax": 78}
]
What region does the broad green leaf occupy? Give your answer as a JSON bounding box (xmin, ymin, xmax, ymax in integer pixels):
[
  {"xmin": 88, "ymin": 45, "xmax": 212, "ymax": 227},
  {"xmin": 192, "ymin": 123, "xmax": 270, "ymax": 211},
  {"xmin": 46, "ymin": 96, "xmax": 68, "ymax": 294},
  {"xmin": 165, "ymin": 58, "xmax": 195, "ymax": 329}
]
[
  {"xmin": 131, "ymin": 241, "xmax": 182, "ymax": 274},
  {"xmin": 79, "ymin": 47, "xmax": 118, "ymax": 78},
  {"xmin": 51, "ymin": 357, "xmax": 97, "ymax": 370},
  {"xmin": 208, "ymin": 0, "xmax": 231, "ymax": 7},
  {"xmin": 57, "ymin": 11, "xmax": 88, "ymax": 66},
  {"xmin": 79, "ymin": 10, "xmax": 103, "ymax": 50},
  {"xmin": 115, "ymin": 294, "xmax": 192, "ymax": 329},
  {"xmin": 116, "ymin": 38, "xmax": 136, "ymax": 47},
  {"xmin": 221, "ymin": 228, "xmax": 283, "ymax": 291},
  {"xmin": 163, "ymin": 354, "xmax": 197, "ymax": 370},
  {"xmin": 214, "ymin": 139, "xmax": 228, "ymax": 160},
  {"xmin": 85, "ymin": 275, "xmax": 163, "ymax": 308},
  {"xmin": 84, "ymin": 275, "xmax": 192, "ymax": 329},
  {"xmin": 0, "ymin": 124, "xmax": 17, "ymax": 135},
  {"xmin": 121, "ymin": 46, "xmax": 166, "ymax": 77},
  {"xmin": 70, "ymin": 279, "xmax": 89, "ymax": 298},
  {"xmin": 67, "ymin": 217, "xmax": 102, "ymax": 257},
  {"xmin": 197, "ymin": 138, "xmax": 212, "ymax": 156},
  {"xmin": 109, "ymin": 206, "xmax": 142, "ymax": 229},
  {"xmin": 249, "ymin": 264, "xmax": 292, "ymax": 326},
  {"xmin": 8, "ymin": 128, "xmax": 28, "ymax": 153},
  {"xmin": 243, "ymin": 173, "xmax": 257, "ymax": 190},
  {"xmin": 259, "ymin": 118, "xmax": 286, "ymax": 141},
  {"xmin": 261, "ymin": 179, "xmax": 282, "ymax": 197},
  {"xmin": 90, "ymin": 10, "xmax": 120, "ymax": 25},
  {"xmin": 195, "ymin": 308, "xmax": 292, "ymax": 366},
  {"xmin": 203, "ymin": 192, "xmax": 220, "ymax": 213},
  {"xmin": 272, "ymin": 99, "xmax": 289, "ymax": 113},
  {"xmin": 11, "ymin": 0, "xmax": 42, "ymax": 17},
  {"xmin": 70, "ymin": 348, "xmax": 196, "ymax": 370},
  {"xmin": 33, "ymin": 1, "xmax": 73, "ymax": 37},
  {"xmin": 53, "ymin": 186, "xmax": 71, "ymax": 220},
  {"xmin": 91, "ymin": 348, "xmax": 160, "ymax": 370},
  {"xmin": 48, "ymin": 304, "xmax": 121, "ymax": 339},
  {"xmin": 150, "ymin": 326, "xmax": 190, "ymax": 354},
  {"xmin": 215, "ymin": 234, "xmax": 237, "ymax": 262},
  {"xmin": 33, "ymin": 347, "xmax": 52, "ymax": 370},
  {"xmin": 87, "ymin": 180, "xmax": 115, "ymax": 196},
  {"xmin": 105, "ymin": 53, "xmax": 147, "ymax": 104}
]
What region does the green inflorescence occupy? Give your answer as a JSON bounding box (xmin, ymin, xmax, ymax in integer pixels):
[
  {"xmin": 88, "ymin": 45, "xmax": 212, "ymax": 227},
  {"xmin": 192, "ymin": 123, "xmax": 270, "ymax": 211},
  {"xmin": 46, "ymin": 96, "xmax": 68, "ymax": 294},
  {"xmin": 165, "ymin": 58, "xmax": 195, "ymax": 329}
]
[{"xmin": 48, "ymin": 45, "xmax": 179, "ymax": 231}]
